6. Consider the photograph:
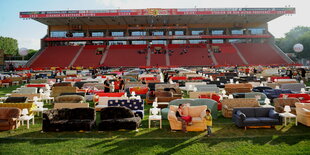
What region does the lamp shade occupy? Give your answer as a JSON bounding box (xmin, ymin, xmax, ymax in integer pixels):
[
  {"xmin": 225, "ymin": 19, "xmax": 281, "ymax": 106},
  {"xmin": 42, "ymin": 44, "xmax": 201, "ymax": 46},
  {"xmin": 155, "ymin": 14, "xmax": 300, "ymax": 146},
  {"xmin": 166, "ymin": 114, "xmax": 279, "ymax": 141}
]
[
  {"xmin": 275, "ymin": 85, "xmax": 280, "ymax": 89},
  {"xmin": 301, "ymin": 88, "xmax": 306, "ymax": 93},
  {"xmin": 230, "ymin": 79, "xmax": 234, "ymax": 83},
  {"xmin": 21, "ymin": 108, "xmax": 29, "ymax": 115},
  {"xmin": 284, "ymin": 105, "xmax": 291, "ymax": 113},
  {"xmin": 300, "ymin": 80, "xmax": 304, "ymax": 84},
  {"xmin": 264, "ymin": 98, "xmax": 270, "ymax": 105},
  {"xmin": 228, "ymin": 94, "xmax": 234, "ymax": 99},
  {"xmin": 222, "ymin": 90, "xmax": 226, "ymax": 95},
  {"xmin": 152, "ymin": 101, "xmax": 158, "ymax": 108},
  {"xmin": 193, "ymin": 87, "xmax": 197, "ymax": 92},
  {"xmin": 150, "ymin": 108, "xmax": 160, "ymax": 115},
  {"xmin": 267, "ymin": 77, "xmax": 271, "ymax": 82},
  {"xmin": 131, "ymin": 91, "xmax": 136, "ymax": 96},
  {"xmin": 235, "ymin": 81, "xmax": 239, "ymax": 84}
]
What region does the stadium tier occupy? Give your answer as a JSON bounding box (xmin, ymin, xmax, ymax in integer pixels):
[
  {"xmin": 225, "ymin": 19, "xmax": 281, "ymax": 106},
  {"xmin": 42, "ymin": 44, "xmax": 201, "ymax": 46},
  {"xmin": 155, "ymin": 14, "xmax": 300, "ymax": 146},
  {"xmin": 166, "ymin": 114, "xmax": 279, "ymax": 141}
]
[{"xmin": 20, "ymin": 8, "xmax": 296, "ymax": 68}]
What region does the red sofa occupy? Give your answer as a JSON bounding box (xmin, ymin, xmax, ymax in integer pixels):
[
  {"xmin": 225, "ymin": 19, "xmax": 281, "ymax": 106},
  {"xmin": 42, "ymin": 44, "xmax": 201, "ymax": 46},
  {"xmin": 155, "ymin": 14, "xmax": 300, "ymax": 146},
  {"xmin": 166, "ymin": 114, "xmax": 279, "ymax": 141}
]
[
  {"xmin": 198, "ymin": 93, "xmax": 222, "ymax": 110},
  {"xmin": 279, "ymin": 94, "xmax": 310, "ymax": 103}
]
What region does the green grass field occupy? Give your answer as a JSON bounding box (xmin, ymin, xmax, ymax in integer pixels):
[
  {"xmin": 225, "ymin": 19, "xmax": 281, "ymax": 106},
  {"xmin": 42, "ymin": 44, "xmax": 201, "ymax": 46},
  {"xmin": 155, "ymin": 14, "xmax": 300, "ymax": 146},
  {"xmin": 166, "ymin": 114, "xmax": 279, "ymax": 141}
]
[{"xmin": 0, "ymin": 84, "xmax": 310, "ymax": 154}]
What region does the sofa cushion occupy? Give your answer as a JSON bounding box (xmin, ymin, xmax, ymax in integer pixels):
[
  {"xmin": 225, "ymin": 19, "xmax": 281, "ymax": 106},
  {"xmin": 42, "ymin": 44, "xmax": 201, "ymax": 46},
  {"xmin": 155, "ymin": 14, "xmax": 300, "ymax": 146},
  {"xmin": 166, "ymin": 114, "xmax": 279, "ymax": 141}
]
[
  {"xmin": 50, "ymin": 120, "xmax": 69, "ymax": 124},
  {"xmin": 239, "ymin": 108, "xmax": 255, "ymax": 117},
  {"xmin": 255, "ymin": 108, "xmax": 270, "ymax": 117},
  {"xmin": 69, "ymin": 108, "xmax": 95, "ymax": 120},
  {"xmin": 100, "ymin": 106, "xmax": 135, "ymax": 119},
  {"xmin": 192, "ymin": 117, "xmax": 203, "ymax": 123},
  {"xmin": 188, "ymin": 106, "xmax": 206, "ymax": 117},
  {"xmin": 243, "ymin": 117, "xmax": 260, "ymax": 123},
  {"xmin": 0, "ymin": 120, "xmax": 10, "ymax": 127},
  {"xmin": 257, "ymin": 117, "xmax": 279, "ymax": 123}
]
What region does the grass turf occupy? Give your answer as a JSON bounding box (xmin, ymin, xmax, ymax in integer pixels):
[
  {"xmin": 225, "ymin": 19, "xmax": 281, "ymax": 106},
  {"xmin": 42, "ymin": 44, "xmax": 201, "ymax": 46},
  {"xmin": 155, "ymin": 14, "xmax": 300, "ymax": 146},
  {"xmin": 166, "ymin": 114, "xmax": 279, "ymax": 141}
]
[{"xmin": 0, "ymin": 84, "xmax": 310, "ymax": 154}]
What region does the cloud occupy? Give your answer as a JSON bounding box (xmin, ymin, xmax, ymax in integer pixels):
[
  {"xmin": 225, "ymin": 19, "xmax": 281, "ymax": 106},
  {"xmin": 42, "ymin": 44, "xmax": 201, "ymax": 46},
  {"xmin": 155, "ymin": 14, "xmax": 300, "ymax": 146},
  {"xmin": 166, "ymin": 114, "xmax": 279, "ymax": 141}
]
[{"xmin": 17, "ymin": 38, "xmax": 40, "ymax": 50}]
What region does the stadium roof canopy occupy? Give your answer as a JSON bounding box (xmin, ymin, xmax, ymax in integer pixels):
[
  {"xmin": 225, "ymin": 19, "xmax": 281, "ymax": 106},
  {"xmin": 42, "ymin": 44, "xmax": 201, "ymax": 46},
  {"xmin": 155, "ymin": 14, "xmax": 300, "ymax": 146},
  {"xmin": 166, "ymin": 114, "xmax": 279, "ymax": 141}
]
[{"xmin": 20, "ymin": 8, "xmax": 295, "ymax": 26}]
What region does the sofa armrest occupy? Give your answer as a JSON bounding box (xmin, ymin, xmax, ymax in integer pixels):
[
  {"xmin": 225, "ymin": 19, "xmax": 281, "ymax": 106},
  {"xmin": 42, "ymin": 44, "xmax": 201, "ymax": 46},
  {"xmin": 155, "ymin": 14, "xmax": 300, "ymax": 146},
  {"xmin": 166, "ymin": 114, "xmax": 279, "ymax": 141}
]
[
  {"xmin": 236, "ymin": 110, "xmax": 246, "ymax": 120},
  {"xmin": 269, "ymin": 110, "xmax": 280, "ymax": 119},
  {"xmin": 168, "ymin": 111, "xmax": 178, "ymax": 121},
  {"xmin": 8, "ymin": 117, "xmax": 18, "ymax": 125}
]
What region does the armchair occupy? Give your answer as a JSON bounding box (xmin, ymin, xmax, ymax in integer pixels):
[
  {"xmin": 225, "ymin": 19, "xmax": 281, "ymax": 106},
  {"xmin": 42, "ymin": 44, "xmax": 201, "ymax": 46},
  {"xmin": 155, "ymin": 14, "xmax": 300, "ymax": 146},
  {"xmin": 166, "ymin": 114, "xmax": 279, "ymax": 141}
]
[{"xmin": 0, "ymin": 107, "xmax": 21, "ymax": 130}]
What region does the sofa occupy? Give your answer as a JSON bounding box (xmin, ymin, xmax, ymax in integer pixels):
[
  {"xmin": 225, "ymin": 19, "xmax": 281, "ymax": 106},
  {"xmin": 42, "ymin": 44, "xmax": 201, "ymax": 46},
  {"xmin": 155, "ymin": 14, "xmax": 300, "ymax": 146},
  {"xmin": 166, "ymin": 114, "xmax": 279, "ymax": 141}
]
[
  {"xmin": 4, "ymin": 97, "xmax": 28, "ymax": 103},
  {"xmin": 51, "ymin": 86, "xmax": 78, "ymax": 97},
  {"xmin": 274, "ymin": 98, "xmax": 300, "ymax": 115},
  {"xmin": 222, "ymin": 98, "xmax": 260, "ymax": 118},
  {"xmin": 224, "ymin": 83, "xmax": 252, "ymax": 94},
  {"xmin": 168, "ymin": 105, "xmax": 207, "ymax": 131},
  {"xmin": 161, "ymin": 99, "xmax": 218, "ymax": 119},
  {"xmin": 0, "ymin": 107, "xmax": 21, "ymax": 130},
  {"xmin": 278, "ymin": 94, "xmax": 310, "ymax": 103},
  {"xmin": 198, "ymin": 93, "xmax": 222, "ymax": 110},
  {"xmin": 155, "ymin": 84, "xmax": 182, "ymax": 97},
  {"xmin": 280, "ymin": 83, "xmax": 306, "ymax": 93},
  {"xmin": 0, "ymin": 103, "xmax": 36, "ymax": 116},
  {"xmin": 98, "ymin": 106, "xmax": 141, "ymax": 131},
  {"xmin": 55, "ymin": 95, "xmax": 85, "ymax": 103},
  {"xmin": 295, "ymin": 103, "xmax": 310, "ymax": 126},
  {"xmin": 195, "ymin": 85, "xmax": 220, "ymax": 93},
  {"xmin": 29, "ymin": 79, "xmax": 48, "ymax": 84},
  {"xmin": 19, "ymin": 87, "xmax": 38, "ymax": 94},
  {"xmin": 252, "ymin": 86, "xmax": 273, "ymax": 92},
  {"xmin": 42, "ymin": 108, "xmax": 96, "ymax": 132},
  {"xmin": 232, "ymin": 107, "xmax": 282, "ymax": 129},
  {"xmin": 232, "ymin": 92, "xmax": 267, "ymax": 105},
  {"xmin": 263, "ymin": 89, "xmax": 293, "ymax": 100},
  {"xmin": 107, "ymin": 99, "xmax": 144, "ymax": 118},
  {"xmin": 10, "ymin": 94, "xmax": 41, "ymax": 101}
]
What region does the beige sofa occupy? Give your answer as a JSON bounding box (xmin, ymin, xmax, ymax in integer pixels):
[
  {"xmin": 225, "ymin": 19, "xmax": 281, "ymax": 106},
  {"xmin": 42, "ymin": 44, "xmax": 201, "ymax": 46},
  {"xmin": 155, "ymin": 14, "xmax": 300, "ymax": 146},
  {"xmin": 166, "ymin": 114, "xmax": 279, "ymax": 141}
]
[
  {"xmin": 295, "ymin": 103, "xmax": 310, "ymax": 126},
  {"xmin": 222, "ymin": 98, "xmax": 260, "ymax": 118},
  {"xmin": 168, "ymin": 105, "xmax": 207, "ymax": 131}
]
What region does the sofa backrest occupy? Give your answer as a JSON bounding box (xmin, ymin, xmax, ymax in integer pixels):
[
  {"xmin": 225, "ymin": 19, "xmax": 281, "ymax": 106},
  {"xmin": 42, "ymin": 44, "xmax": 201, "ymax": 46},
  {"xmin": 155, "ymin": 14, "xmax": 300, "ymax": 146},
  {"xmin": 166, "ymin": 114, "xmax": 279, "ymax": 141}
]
[
  {"xmin": 196, "ymin": 85, "xmax": 220, "ymax": 93},
  {"xmin": 185, "ymin": 82, "xmax": 206, "ymax": 90},
  {"xmin": 100, "ymin": 106, "xmax": 135, "ymax": 119},
  {"xmin": 54, "ymin": 103, "xmax": 89, "ymax": 109},
  {"xmin": 53, "ymin": 82, "xmax": 72, "ymax": 87},
  {"xmin": 295, "ymin": 103, "xmax": 310, "ymax": 110},
  {"xmin": 0, "ymin": 107, "xmax": 21, "ymax": 120},
  {"xmin": 108, "ymin": 99, "xmax": 144, "ymax": 111},
  {"xmin": 10, "ymin": 94, "xmax": 41, "ymax": 101},
  {"xmin": 279, "ymin": 93, "xmax": 310, "ymax": 100},
  {"xmin": 233, "ymin": 107, "xmax": 274, "ymax": 118},
  {"xmin": 98, "ymin": 96, "xmax": 128, "ymax": 106},
  {"xmin": 55, "ymin": 95, "xmax": 85, "ymax": 103},
  {"xmin": 155, "ymin": 91, "xmax": 173, "ymax": 97},
  {"xmin": 281, "ymin": 83, "xmax": 306, "ymax": 92},
  {"xmin": 51, "ymin": 86, "xmax": 78, "ymax": 97},
  {"xmin": 169, "ymin": 105, "xmax": 207, "ymax": 117},
  {"xmin": 252, "ymin": 86, "xmax": 273, "ymax": 92},
  {"xmin": 69, "ymin": 108, "xmax": 95, "ymax": 120},
  {"xmin": 155, "ymin": 84, "xmax": 179, "ymax": 91},
  {"xmin": 19, "ymin": 87, "xmax": 38, "ymax": 94},
  {"xmin": 222, "ymin": 98, "xmax": 260, "ymax": 109},
  {"xmin": 274, "ymin": 98, "xmax": 300, "ymax": 107},
  {"xmin": 4, "ymin": 97, "xmax": 28, "ymax": 103},
  {"xmin": 129, "ymin": 87, "xmax": 149, "ymax": 95}
]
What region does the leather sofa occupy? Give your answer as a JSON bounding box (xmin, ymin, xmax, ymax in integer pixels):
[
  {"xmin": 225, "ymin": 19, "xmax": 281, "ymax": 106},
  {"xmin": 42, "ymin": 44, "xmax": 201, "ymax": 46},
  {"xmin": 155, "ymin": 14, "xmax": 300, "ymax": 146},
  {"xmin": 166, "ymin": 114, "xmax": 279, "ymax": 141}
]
[
  {"xmin": 55, "ymin": 95, "xmax": 85, "ymax": 103},
  {"xmin": 0, "ymin": 107, "xmax": 21, "ymax": 130},
  {"xmin": 4, "ymin": 97, "xmax": 28, "ymax": 103},
  {"xmin": 274, "ymin": 98, "xmax": 300, "ymax": 115},
  {"xmin": 168, "ymin": 105, "xmax": 207, "ymax": 131},
  {"xmin": 161, "ymin": 99, "xmax": 218, "ymax": 119},
  {"xmin": 232, "ymin": 92, "xmax": 267, "ymax": 105},
  {"xmin": 224, "ymin": 83, "xmax": 252, "ymax": 94},
  {"xmin": 42, "ymin": 108, "xmax": 96, "ymax": 132},
  {"xmin": 98, "ymin": 106, "xmax": 141, "ymax": 131},
  {"xmin": 295, "ymin": 103, "xmax": 310, "ymax": 126},
  {"xmin": 222, "ymin": 98, "xmax": 260, "ymax": 118},
  {"xmin": 10, "ymin": 94, "xmax": 41, "ymax": 101},
  {"xmin": 232, "ymin": 107, "xmax": 282, "ymax": 129}
]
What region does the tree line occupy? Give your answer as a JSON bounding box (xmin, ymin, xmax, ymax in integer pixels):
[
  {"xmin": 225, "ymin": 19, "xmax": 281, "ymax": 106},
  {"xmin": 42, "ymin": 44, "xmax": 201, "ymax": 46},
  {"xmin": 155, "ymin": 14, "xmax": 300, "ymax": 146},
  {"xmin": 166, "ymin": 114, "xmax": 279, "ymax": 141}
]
[
  {"xmin": 0, "ymin": 36, "xmax": 37, "ymax": 59},
  {"xmin": 276, "ymin": 26, "xmax": 310, "ymax": 59}
]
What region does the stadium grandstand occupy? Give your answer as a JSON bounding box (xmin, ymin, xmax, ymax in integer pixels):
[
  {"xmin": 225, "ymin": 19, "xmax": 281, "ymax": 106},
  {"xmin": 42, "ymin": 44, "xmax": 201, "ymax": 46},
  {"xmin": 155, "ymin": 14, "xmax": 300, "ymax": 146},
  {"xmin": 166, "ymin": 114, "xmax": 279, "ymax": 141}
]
[{"xmin": 20, "ymin": 7, "xmax": 296, "ymax": 68}]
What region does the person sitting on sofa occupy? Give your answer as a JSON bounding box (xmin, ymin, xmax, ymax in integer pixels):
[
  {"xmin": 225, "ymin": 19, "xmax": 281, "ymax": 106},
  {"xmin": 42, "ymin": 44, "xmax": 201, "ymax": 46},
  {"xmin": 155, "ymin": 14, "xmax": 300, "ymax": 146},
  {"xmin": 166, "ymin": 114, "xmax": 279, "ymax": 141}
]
[{"xmin": 176, "ymin": 104, "xmax": 192, "ymax": 133}]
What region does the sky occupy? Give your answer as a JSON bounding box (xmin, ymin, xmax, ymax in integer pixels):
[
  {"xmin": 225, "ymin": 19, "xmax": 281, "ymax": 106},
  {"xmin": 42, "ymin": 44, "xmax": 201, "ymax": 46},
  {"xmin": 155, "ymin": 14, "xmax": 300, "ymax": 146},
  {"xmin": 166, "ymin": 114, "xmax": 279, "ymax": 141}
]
[{"xmin": 0, "ymin": 0, "xmax": 309, "ymax": 50}]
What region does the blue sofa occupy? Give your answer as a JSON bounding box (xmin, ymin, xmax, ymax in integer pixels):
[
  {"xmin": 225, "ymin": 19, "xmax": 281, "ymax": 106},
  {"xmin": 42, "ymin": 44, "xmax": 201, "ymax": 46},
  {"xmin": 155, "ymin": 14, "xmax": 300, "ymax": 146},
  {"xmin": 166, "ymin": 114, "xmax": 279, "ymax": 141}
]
[
  {"xmin": 108, "ymin": 99, "xmax": 144, "ymax": 118},
  {"xmin": 252, "ymin": 86, "xmax": 273, "ymax": 92},
  {"xmin": 232, "ymin": 107, "xmax": 282, "ymax": 129},
  {"xmin": 263, "ymin": 89, "xmax": 293, "ymax": 100}
]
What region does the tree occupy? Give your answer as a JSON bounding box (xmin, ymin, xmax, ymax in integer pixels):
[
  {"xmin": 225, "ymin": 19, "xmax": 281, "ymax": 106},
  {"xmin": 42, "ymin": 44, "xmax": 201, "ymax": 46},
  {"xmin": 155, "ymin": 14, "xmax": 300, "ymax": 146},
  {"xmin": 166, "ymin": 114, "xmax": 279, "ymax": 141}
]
[
  {"xmin": 0, "ymin": 36, "xmax": 18, "ymax": 55},
  {"xmin": 25, "ymin": 49, "xmax": 38, "ymax": 60},
  {"xmin": 276, "ymin": 26, "xmax": 310, "ymax": 59}
]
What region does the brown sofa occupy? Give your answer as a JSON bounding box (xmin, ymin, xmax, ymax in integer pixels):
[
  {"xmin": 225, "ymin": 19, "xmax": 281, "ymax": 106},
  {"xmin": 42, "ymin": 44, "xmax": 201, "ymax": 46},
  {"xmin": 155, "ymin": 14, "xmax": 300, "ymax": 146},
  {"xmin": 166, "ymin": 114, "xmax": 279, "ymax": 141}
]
[
  {"xmin": 0, "ymin": 107, "xmax": 21, "ymax": 130},
  {"xmin": 10, "ymin": 93, "xmax": 41, "ymax": 101},
  {"xmin": 168, "ymin": 105, "xmax": 207, "ymax": 131},
  {"xmin": 274, "ymin": 98, "xmax": 300, "ymax": 115},
  {"xmin": 295, "ymin": 103, "xmax": 310, "ymax": 126},
  {"xmin": 224, "ymin": 83, "xmax": 252, "ymax": 94},
  {"xmin": 222, "ymin": 98, "xmax": 260, "ymax": 118},
  {"xmin": 55, "ymin": 95, "xmax": 84, "ymax": 103},
  {"xmin": 51, "ymin": 86, "xmax": 78, "ymax": 97}
]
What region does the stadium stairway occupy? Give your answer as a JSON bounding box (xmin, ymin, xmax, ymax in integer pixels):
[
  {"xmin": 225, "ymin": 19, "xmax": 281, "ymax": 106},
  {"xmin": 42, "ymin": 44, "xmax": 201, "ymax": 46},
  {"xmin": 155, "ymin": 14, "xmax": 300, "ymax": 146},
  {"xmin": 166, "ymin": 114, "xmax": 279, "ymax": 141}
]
[
  {"xmin": 69, "ymin": 45, "xmax": 85, "ymax": 67},
  {"xmin": 99, "ymin": 45, "xmax": 110, "ymax": 65}
]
